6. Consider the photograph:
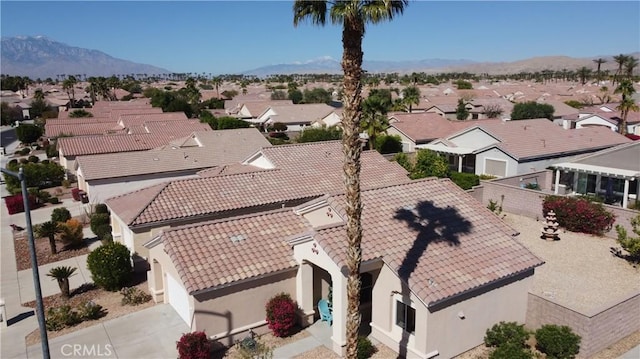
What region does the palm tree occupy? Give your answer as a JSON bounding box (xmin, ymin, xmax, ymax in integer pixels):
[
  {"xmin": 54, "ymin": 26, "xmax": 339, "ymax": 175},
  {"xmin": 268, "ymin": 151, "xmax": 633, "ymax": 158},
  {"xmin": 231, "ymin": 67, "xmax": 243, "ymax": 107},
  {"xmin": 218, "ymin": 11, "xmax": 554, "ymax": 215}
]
[
  {"xmin": 624, "ymin": 57, "xmax": 639, "ymax": 79},
  {"xmin": 577, "ymin": 66, "xmax": 592, "ymax": 85},
  {"xmin": 613, "ymin": 54, "xmax": 629, "ymax": 86},
  {"xmin": 593, "ymin": 58, "xmax": 607, "ymax": 82},
  {"xmin": 293, "ymin": 2, "xmax": 408, "ymax": 357},
  {"xmin": 614, "ymin": 79, "xmax": 639, "ymax": 135},
  {"xmin": 401, "ymin": 85, "xmax": 420, "ymax": 112},
  {"xmin": 212, "ymin": 77, "xmax": 222, "ymax": 99},
  {"xmin": 36, "ymin": 220, "xmax": 61, "ymax": 255},
  {"xmin": 47, "ymin": 266, "xmax": 77, "ymax": 298},
  {"xmin": 361, "ymin": 93, "xmax": 391, "ymax": 150},
  {"xmin": 62, "ymin": 75, "xmax": 77, "ymax": 107}
]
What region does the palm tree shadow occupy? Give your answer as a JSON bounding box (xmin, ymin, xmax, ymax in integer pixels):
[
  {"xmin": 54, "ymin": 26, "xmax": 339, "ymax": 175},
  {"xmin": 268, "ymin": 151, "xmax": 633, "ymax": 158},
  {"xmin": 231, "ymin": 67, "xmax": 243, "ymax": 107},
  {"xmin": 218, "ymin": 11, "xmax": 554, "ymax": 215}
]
[{"xmin": 393, "ymin": 200, "xmax": 473, "ymax": 358}]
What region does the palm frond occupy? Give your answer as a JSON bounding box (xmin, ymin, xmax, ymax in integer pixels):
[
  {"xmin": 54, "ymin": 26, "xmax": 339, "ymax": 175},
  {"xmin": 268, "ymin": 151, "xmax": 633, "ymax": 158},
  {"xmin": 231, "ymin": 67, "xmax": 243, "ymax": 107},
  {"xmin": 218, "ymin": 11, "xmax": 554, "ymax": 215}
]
[{"xmin": 293, "ymin": 1, "xmax": 328, "ymax": 26}]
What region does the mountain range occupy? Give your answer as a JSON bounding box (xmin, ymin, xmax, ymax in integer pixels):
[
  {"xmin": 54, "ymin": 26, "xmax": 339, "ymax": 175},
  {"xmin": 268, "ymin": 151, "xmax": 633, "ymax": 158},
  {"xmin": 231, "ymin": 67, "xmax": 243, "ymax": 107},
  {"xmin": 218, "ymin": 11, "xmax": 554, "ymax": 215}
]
[
  {"xmin": 1, "ymin": 36, "xmax": 171, "ymax": 80},
  {"xmin": 1, "ymin": 36, "xmax": 637, "ymax": 79}
]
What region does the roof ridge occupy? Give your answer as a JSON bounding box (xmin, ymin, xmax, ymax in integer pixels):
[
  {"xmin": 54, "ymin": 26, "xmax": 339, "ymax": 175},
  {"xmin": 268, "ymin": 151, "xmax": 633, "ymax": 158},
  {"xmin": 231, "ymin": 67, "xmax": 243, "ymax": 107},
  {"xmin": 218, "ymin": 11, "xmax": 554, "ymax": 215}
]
[
  {"xmin": 165, "ymin": 206, "xmax": 295, "ymax": 233},
  {"xmin": 262, "ymin": 140, "xmax": 341, "ymax": 150}
]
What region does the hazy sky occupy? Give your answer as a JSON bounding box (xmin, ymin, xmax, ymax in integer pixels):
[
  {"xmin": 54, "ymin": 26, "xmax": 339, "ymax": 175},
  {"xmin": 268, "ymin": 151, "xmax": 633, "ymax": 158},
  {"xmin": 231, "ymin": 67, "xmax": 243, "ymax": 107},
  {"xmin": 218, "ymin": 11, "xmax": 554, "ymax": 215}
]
[{"xmin": 1, "ymin": 1, "xmax": 639, "ymax": 74}]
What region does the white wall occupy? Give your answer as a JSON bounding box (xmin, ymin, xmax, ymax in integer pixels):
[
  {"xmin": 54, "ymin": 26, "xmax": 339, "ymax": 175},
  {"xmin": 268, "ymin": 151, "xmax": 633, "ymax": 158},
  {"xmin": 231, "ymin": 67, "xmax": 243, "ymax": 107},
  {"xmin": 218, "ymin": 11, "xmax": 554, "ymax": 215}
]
[
  {"xmin": 449, "ymin": 128, "xmax": 498, "ymax": 149},
  {"xmin": 474, "ymin": 148, "xmax": 517, "ymax": 177},
  {"xmin": 576, "ymin": 116, "xmax": 617, "ymax": 131}
]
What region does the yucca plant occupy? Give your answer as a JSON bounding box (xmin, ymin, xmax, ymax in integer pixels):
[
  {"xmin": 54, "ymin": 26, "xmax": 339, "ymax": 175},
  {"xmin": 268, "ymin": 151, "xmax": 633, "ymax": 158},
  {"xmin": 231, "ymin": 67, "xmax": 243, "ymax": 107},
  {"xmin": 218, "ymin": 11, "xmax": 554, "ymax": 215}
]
[{"xmin": 47, "ymin": 266, "xmax": 77, "ymax": 298}]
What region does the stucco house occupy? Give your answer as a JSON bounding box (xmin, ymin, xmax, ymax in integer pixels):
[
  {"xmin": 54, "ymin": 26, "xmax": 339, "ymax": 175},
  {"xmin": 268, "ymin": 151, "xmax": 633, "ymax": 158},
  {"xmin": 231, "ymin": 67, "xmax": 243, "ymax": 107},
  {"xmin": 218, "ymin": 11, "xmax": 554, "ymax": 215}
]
[
  {"xmin": 419, "ymin": 118, "xmax": 631, "ymax": 177},
  {"xmin": 75, "ymin": 128, "xmax": 271, "ymax": 203},
  {"xmin": 105, "ymin": 141, "xmax": 411, "ymax": 259},
  {"xmin": 144, "ymin": 178, "xmax": 543, "ymax": 358},
  {"xmin": 256, "ymin": 103, "xmax": 340, "ymax": 132},
  {"xmin": 552, "ymin": 141, "xmax": 640, "ymax": 208}
]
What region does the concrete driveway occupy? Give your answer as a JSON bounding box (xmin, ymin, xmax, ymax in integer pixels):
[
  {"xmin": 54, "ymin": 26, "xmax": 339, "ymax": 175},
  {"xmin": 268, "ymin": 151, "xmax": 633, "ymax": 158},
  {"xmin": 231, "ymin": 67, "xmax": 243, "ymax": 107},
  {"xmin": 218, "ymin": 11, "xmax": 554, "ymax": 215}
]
[{"xmin": 26, "ymin": 304, "xmax": 188, "ymax": 359}]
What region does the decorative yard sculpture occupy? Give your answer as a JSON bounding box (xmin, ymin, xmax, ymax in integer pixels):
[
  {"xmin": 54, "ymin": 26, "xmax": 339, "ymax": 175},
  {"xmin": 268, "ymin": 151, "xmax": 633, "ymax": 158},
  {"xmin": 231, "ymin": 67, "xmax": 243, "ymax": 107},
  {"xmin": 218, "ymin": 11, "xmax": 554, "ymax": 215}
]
[{"xmin": 541, "ymin": 210, "xmax": 560, "ymax": 241}]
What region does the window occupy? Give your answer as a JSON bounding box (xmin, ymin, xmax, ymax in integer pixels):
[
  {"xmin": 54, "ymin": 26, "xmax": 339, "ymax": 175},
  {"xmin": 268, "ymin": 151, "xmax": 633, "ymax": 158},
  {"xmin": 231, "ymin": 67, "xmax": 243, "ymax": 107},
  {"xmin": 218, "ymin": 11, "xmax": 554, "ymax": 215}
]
[{"xmin": 395, "ymin": 300, "xmax": 415, "ymax": 334}]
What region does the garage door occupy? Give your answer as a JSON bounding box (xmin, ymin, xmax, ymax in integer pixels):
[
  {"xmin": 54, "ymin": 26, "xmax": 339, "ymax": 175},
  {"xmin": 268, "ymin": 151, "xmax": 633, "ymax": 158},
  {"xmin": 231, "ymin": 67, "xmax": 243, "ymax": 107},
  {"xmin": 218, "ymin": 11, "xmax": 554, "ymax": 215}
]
[{"xmin": 166, "ymin": 272, "xmax": 191, "ymax": 325}]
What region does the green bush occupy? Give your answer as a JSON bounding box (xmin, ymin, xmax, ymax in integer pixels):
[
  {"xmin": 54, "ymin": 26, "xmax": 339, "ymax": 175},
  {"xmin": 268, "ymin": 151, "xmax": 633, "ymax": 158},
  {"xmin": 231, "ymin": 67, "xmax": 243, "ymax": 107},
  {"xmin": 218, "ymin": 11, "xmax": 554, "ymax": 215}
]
[
  {"xmin": 484, "ymin": 321, "xmax": 529, "ymax": 348},
  {"xmin": 16, "ymin": 124, "xmax": 43, "ymax": 144},
  {"xmin": 543, "ymin": 195, "xmax": 615, "ymax": 235},
  {"xmin": 51, "ymin": 207, "xmax": 72, "ymax": 223},
  {"xmin": 93, "ymin": 224, "xmax": 112, "ymax": 241},
  {"xmin": 120, "ymin": 287, "xmax": 152, "ymax": 306},
  {"xmin": 20, "ymin": 147, "xmax": 31, "ymax": 156},
  {"xmin": 87, "ymin": 242, "xmax": 132, "ymax": 291},
  {"xmin": 374, "ymin": 134, "xmax": 403, "ymax": 154},
  {"xmin": 535, "ymin": 324, "xmax": 581, "ymax": 359},
  {"xmin": 449, "ymin": 172, "xmax": 480, "ymax": 190},
  {"xmin": 28, "ymin": 155, "xmax": 40, "ymax": 163},
  {"xmin": 46, "ymin": 144, "xmax": 58, "ymax": 158},
  {"xmin": 48, "ymin": 197, "xmax": 60, "ymax": 204},
  {"xmin": 297, "ymin": 126, "xmax": 342, "ymax": 143},
  {"xmin": 94, "ymin": 203, "xmax": 109, "ymax": 214},
  {"xmin": 411, "ymin": 149, "xmax": 449, "ymax": 179},
  {"xmin": 90, "ymin": 213, "xmax": 110, "ymax": 233},
  {"xmin": 615, "ymin": 214, "xmax": 640, "ymax": 262},
  {"xmin": 489, "ymin": 342, "xmax": 533, "ymax": 359},
  {"xmin": 357, "ymin": 336, "xmax": 377, "ymax": 359}
]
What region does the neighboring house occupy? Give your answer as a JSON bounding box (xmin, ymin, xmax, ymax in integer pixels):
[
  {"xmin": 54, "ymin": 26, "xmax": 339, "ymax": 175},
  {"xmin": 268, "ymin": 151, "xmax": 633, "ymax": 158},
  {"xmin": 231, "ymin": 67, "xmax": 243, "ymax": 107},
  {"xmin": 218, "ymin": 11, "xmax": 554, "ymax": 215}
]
[
  {"xmin": 57, "ymin": 121, "xmax": 211, "ymax": 177},
  {"xmin": 75, "ymin": 128, "xmax": 271, "ymax": 203},
  {"xmin": 425, "ymin": 104, "xmax": 458, "ymax": 120},
  {"xmin": 537, "ymin": 99, "xmax": 579, "ymax": 121},
  {"xmin": 145, "ymin": 178, "xmax": 543, "ymax": 358},
  {"xmin": 386, "ymin": 112, "xmax": 484, "ymax": 152},
  {"xmin": 105, "ymin": 141, "xmax": 410, "ymax": 259},
  {"xmin": 573, "ymin": 114, "xmax": 618, "ymax": 131},
  {"xmin": 552, "ymin": 141, "xmax": 640, "ymax": 208},
  {"xmin": 16, "ymin": 102, "xmax": 31, "ymax": 120},
  {"xmin": 227, "ymin": 100, "xmax": 293, "ymax": 121},
  {"xmin": 257, "ymin": 103, "xmax": 340, "ymax": 131},
  {"xmin": 420, "ymin": 118, "xmax": 631, "ymax": 177}
]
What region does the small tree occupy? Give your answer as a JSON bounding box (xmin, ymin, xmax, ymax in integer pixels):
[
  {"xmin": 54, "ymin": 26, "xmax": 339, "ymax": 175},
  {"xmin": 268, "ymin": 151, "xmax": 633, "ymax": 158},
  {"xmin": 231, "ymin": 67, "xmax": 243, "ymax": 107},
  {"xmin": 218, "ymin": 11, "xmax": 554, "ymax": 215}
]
[
  {"xmin": 16, "ymin": 124, "xmax": 43, "ymax": 144},
  {"xmin": 456, "ymin": 99, "xmax": 469, "ymax": 120},
  {"xmin": 535, "ymin": 324, "xmax": 581, "ymax": 359},
  {"xmin": 615, "ymin": 214, "xmax": 640, "ymax": 263},
  {"xmin": 51, "ymin": 207, "xmax": 72, "ymax": 223},
  {"xmin": 411, "ymin": 149, "xmax": 449, "ymax": 179},
  {"xmin": 177, "ymin": 331, "xmax": 211, "ymax": 359},
  {"xmin": 265, "ymin": 293, "xmax": 297, "ymax": 337},
  {"xmin": 36, "ymin": 220, "xmax": 61, "ymax": 255},
  {"xmin": 511, "ymin": 102, "xmax": 555, "ymax": 120},
  {"xmin": 87, "ymin": 242, "xmax": 132, "ymax": 291},
  {"xmin": 47, "ymin": 266, "xmax": 77, "ymax": 298},
  {"xmin": 374, "ymin": 134, "xmax": 402, "ymax": 154},
  {"xmin": 68, "ymin": 109, "xmax": 93, "ymax": 118}
]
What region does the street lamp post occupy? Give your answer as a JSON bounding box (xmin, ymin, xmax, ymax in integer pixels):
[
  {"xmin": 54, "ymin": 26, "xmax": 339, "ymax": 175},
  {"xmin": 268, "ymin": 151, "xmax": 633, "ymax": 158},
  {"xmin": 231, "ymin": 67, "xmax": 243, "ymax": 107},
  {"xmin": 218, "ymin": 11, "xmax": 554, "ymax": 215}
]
[{"xmin": 1, "ymin": 167, "xmax": 50, "ymax": 359}]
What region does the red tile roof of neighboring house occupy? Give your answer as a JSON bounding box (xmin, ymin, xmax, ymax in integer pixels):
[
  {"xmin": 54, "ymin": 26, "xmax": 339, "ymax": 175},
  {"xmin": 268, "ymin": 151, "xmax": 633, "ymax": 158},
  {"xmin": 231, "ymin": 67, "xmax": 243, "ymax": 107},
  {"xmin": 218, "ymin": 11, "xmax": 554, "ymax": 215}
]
[
  {"xmin": 388, "ymin": 113, "xmax": 490, "ymax": 143},
  {"xmin": 314, "ymin": 178, "xmax": 544, "ymax": 307},
  {"xmin": 163, "ymin": 208, "xmax": 310, "ymax": 294},
  {"xmin": 106, "ymin": 142, "xmax": 410, "ymax": 227},
  {"xmin": 469, "ymin": 119, "xmax": 631, "ymax": 160},
  {"xmin": 45, "ymin": 123, "xmax": 126, "ymax": 137}
]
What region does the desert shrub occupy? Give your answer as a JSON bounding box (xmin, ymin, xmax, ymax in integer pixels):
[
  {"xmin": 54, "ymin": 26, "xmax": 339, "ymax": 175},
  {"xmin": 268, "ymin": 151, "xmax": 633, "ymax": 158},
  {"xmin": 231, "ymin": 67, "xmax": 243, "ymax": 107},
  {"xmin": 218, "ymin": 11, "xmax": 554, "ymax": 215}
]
[
  {"xmin": 48, "ymin": 197, "xmax": 60, "ymax": 204},
  {"xmin": 357, "ymin": 336, "xmax": 377, "ymax": 359},
  {"xmin": 51, "ymin": 207, "xmax": 72, "ymax": 223},
  {"xmin": 615, "ymin": 214, "xmax": 640, "ymax": 262},
  {"xmin": 93, "ymin": 224, "xmax": 112, "ymax": 242},
  {"xmin": 297, "ymin": 126, "xmax": 342, "ymax": 143},
  {"xmin": 484, "ymin": 321, "xmax": 529, "ymax": 348},
  {"xmin": 489, "ymin": 342, "xmax": 534, "ymax": 359},
  {"xmin": 120, "ymin": 287, "xmax": 152, "ymax": 306},
  {"xmin": 46, "ymin": 305, "xmax": 81, "ymax": 331},
  {"xmin": 33, "ymin": 189, "xmax": 51, "ymax": 204},
  {"xmin": 94, "ymin": 203, "xmax": 109, "ymax": 214},
  {"xmin": 543, "ymin": 195, "xmax": 615, "ymax": 235},
  {"xmin": 449, "ymin": 172, "xmax": 480, "ymax": 190},
  {"xmin": 87, "ymin": 242, "xmax": 132, "ymax": 291},
  {"xmin": 265, "ymin": 293, "xmax": 297, "ymax": 337},
  {"xmin": 20, "ymin": 147, "xmax": 31, "ymax": 155},
  {"xmin": 393, "ymin": 152, "xmax": 413, "ymax": 172},
  {"xmin": 90, "ymin": 213, "xmax": 110, "ymax": 232},
  {"xmin": 60, "ymin": 219, "xmax": 84, "ymax": 246},
  {"xmin": 235, "ymin": 335, "xmax": 273, "ymax": 359},
  {"xmin": 411, "ymin": 149, "xmax": 449, "ymax": 179},
  {"xmin": 28, "ymin": 155, "xmax": 40, "ymax": 163},
  {"xmin": 177, "ymin": 331, "xmax": 211, "ymax": 359},
  {"xmin": 78, "ymin": 301, "xmax": 105, "ymax": 321},
  {"xmin": 45, "ymin": 144, "xmax": 58, "ymax": 158},
  {"xmin": 270, "ymin": 122, "xmax": 288, "ymax": 132},
  {"xmin": 19, "ymin": 158, "xmax": 29, "ymax": 164},
  {"xmin": 61, "ymin": 179, "xmax": 70, "ymax": 188},
  {"xmin": 535, "ymin": 324, "xmax": 581, "ymax": 359}
]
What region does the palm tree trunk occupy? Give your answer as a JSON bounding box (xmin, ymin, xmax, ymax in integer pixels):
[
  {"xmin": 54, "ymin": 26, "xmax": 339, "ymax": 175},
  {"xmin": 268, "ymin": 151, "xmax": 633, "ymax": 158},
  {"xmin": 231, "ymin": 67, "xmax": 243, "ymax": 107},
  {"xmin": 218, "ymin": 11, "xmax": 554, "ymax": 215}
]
[
  {"xmin": 49, "ymin": 235, "xmax": 57, "ymax": 255},
  {"xmin": 342, "ymin": 16, "xmax": 365, "ymax": 359},
  {"xmin": 58, "ymin": 278, "xmax": 70, "ymax": 298}
]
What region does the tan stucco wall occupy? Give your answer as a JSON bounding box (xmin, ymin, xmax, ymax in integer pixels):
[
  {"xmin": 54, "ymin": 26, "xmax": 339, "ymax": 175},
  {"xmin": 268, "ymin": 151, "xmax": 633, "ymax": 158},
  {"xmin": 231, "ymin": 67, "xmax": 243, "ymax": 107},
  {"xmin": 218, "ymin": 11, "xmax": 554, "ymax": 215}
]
[
  {"xmin": 192, "ymin": 270, "xmax": 297, "ymax": 347},
  {"xmin": 371, "ymin": 264, "xmax": 535, "ymax": 358}
]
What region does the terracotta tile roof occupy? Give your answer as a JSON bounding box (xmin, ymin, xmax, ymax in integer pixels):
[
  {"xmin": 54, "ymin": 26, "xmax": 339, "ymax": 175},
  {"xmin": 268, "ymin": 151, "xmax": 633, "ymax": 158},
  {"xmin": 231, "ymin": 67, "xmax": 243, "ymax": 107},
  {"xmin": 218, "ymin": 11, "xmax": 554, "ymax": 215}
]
[
  {"xmin": 45, "ymin": 123, "xmax": 126, "ymax": 138},
  {"xmin": 127, "ymin": 119, "xmax": 210, "ymax": 135},
  {"xmin": 106, "ymin": 142, "xmax": 409, "ymax": 227},
  {"xmin": 109, "ymin": 107, "xmax": 163, "ymax": 120},
  {"xmin": 261, "ymin": 104, "xmax": 337, "ymax": 124},
  {"xmin": 163, "ymin": 208, "xmax": 310, "ymax": 293},
  {"xmin": 118, "ymin": 112, "xmax": 188, "ymax": 128},
  {"xmin": 313, "ymin": 178, "xmax": 544, "ymax": 307},
  {"xmin": 45, "ymin": 117, "xmax": 114, "ymax": 125},
  {"xmin": 76, "ymin": 128, "xmax": 271, "ymax": 180},
  {"xmin": 388, "ymin": 113, "xmax": 484, "ymax": 143},
  {"xmin": 470, "ymin": 119, "xmax": 631, "ymax": 159},
  {"xmin": 236, "ymin": 100, "xmax": 293, "ymax": 117},
  {"xmin": 58, "ymin": 133, "xmax": 184, "ymax": 156},
  {"xmin": 196, "ymin": 163, "xmax": 266, "ymax": 178}
]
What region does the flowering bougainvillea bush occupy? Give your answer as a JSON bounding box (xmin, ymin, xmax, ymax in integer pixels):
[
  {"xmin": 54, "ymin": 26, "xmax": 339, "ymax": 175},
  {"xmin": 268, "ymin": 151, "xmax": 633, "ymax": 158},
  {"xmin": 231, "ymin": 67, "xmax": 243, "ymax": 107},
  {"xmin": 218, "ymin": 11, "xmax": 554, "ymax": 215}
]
[
  {"xmin": 265, "ymin": 292, "xmax": 298, "ymax": 337},
  {"xmin": 177, "ymin": 331, "xmax": 211, "ymax": 359},
  {"xmin": 543, "ymin": 195, "xmax": 615, "ymax": 235}
]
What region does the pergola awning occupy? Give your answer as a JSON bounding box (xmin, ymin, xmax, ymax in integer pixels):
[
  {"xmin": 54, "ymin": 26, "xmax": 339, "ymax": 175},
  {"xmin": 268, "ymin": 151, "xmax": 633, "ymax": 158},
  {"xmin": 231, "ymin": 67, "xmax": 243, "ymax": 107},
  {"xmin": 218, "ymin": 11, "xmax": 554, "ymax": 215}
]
[{"xmin": 552, "ymin": 163, "xmax": 639, "ymax": 181}]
